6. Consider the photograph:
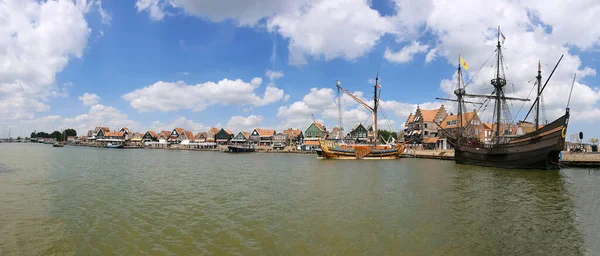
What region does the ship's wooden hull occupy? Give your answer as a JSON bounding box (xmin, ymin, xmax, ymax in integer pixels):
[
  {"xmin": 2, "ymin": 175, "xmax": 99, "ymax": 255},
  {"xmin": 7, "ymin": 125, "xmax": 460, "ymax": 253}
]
[
  {"xmin": 452, "ymin": 111, "xmax": 569, "ymax": 169},
  {"xmin": 318, "ymin": 140, "xmax": 407, "ymax": 160}
]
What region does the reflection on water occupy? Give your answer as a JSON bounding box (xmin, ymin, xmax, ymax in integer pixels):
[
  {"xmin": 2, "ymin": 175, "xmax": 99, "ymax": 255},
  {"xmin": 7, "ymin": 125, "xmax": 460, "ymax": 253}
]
[{"xmin": 0, "ymin": 144, "xmax": 598, "ymax": 255}]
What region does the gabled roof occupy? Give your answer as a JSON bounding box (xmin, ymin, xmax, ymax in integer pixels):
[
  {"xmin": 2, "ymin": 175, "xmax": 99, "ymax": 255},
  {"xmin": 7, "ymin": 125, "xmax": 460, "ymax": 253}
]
[
  {"xmin": 159, "ymin": 130, "xmax": 170, "ymax": 136},
  {"xmin": 146, "ymin": 130, "xmax": 158, "ymax": 138},
  {"xmin": 182, "ymin": 131, "xmax": 194, "ymax": 140},
  {"xmin": 313, "ymin": 122, "xmax": 324, "ymax": 132},
  {"xmin": 172, "ymin": 128, "xmax": 184, "ymax": 135},
  {"xmin": 222, "ymin": 128, "xmax": 233, "ymax": 135},
  {"xmin": 440, "ymin": 111, "xmax": 478, "ymax": 129},
  {"xmin": 120, "ymin": 127, "xmax": 130, "ymax": 133},
  {"xmin": 282, "ymin": 128, "xmax": 302, "ymax": 137},
  {"xmin": 104, "ymin": 131, "xmax": 125, "ymax": 137},
  {"xmin": 208, "ymin": 127, "xmax": 220, "ymax": 135},
  {"xmin": 406, "ymin": 113, "xmax": 415, "ymax": 124},
  {"xmin": 350, "ymin": 123, "xmax": 366, "ymax": 132},
  {"xmin": 483, "ymin": 123, "xmax": 493, "ymax": 130},
  {"xmin": 195, "ymin": 132, "xmax": 207, "ymax": 139},
  {"xmin": 96, "ymin": 126, "xmax": 110, "ymax": 132},
  {"xmin": 242, "ymin": 131, "xmax": 250, "ymax": 139},
  {"xmin": 420, "ymin": 109, "xmax": 440, "ymax": 122},
  {"xmin": 254, "ymin": 128, "xmax": 275, "ymax": 136}
]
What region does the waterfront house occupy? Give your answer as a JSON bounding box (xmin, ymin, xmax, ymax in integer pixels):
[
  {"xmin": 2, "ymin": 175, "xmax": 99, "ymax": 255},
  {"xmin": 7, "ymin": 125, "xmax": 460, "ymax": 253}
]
[
  {"xmin": 303, "ymin": 122, "xmax": 326, "ymax": 150},
  {"xmin": 404, "ymin": 105, "xmax": 448, "ymax": 146},
  {"xmin": 143, "ymin": 131, "xmax": 158, "ymax": 142},
  {"xmin": 157, "ymin": 131, "xmax": 170, "ymax": 140},
  {"xmin": 215, "ymin": 128, "xmax": 234, "ymax": 144},
  {"xmin": 169, "ymin": 128, "xmax": 184, "ymax": 144},
  {"xmin": 194, "ymin": 132, "xmax": 207, "ymax": 142},
  {"xmin": 206, "ymin": 127, "xmax": 219, "ymax": 143},
  {"xmin": 250, "ymin": 128, "xmax": 276, "ymax": 146},
  {"xmin": 179, "ymin": 130, "xmax": 194, "ymax": 143},
  {"xmin": 349, "ymin": 123, "xmax": 369, "ymax": 142},
  {"xmin": 439, "ymin": 110, "xmax": 486, "ymax": 149},
  {"xmin": 231, "ymin": 131, "xmax": 250, "ymax": 144},
  {"xmin": 131, "ymin": 132, "xmax": 143, "ymax": 146},
  {"xmin": 273, "ymin": 132, "xmax": 288, "ymax": 149},
  {"xmin": 90, "ymin": 126, "xmax": 110, "ymax": 143},
  {"xmin": 98, "ymin": 131, "xmax": 126, "ymax": 145},
  {"xmin": 281, "ymin": 128, "xmax": 303, "ymax": 145}
]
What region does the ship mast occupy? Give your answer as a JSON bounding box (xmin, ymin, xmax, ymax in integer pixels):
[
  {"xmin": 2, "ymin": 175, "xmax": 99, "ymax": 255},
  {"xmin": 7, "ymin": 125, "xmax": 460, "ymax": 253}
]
[
  {"xmin": 373, "ymin": 72, "xmax": 379, "ymax": 148},
  {"xmin": 492, "ymin": 26, "xmax": 506, "ymax": 144},
  {"xmin": 535, "ymin": 61, "xmax": 542, "ymax": 132},
  {"xmin": 457, "ymin": 56, "xmax": 464, "ymax": 139}
]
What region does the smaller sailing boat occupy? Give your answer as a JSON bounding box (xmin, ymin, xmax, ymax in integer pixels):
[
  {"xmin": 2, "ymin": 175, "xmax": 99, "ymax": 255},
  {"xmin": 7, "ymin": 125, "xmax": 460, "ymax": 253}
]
[
  {"xmin": 53, "ymin": 130, "xmax": 65, "ymax": 147},
  {"xmin": 318, "ymin": 74, "xmax": 408, "ymax": 159},
  {"xmin": 106, "ymin": 143, "xmax": 124, "ymax": 148}
]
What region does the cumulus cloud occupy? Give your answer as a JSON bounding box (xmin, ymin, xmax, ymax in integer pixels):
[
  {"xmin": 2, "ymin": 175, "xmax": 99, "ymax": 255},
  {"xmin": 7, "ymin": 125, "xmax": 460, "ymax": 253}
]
[
  {"xmin": 227, "ymin": 115, "xmax": 264, "ymax": 132},
  {"xmin": 147, "ymin": 116, "xmax": 211, "ymax": 133},
  {"xmin": 0, "ymin": 0, "xmax": 91, "ymax": 121},
  {"xmin": 78, "ymin": 93, "xmax": 101, "ymax": 106},
  {"xmin": 122, "ymin": 75, "xmax": 286, "ymax": 112},
  {"xmin": 384, "ymin": 41, "xmax": 429, "ymax": 63}
]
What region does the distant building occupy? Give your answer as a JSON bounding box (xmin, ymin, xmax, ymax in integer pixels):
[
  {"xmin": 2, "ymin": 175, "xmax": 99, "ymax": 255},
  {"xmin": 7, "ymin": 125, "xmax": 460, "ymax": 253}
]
[
  {"xmin": 328, "ymin": 127, "xmax": 344, "ymax": 139},
  {"xmin": 170, "ymin": 128, "xmax": 185, "ymax": 144},
  {"xmin": 143, "ymin": 131, "xmax": 158, "ymax": 142},
  {"xmin": 281, "ymin": 128, "xmax": 303, "ymax": 145},
  {"xmin": 303, "ymin": 122, "xmax": 326, "ymax": 150},
  {"xmin": 404, "ymin": 105, "xmax": 448, "ymax": 146},
  {"xmin": 273, "ymin": 132, "xmax": 288, "ymax": 149},
  {"xmin": 215, "ymin": 128, "xmax": 234, "ymax": 144},
  {"xmin": 250, "ymin": 128, "xmax": 276, "ymax": 146},
  {"xmin": 439, "ymin": 110, "xmax": 487, "ymax": 149},
  {"xmin": 231, "ymin": 131, "xmax": 251, "ymax": 144},
  {"xmin": 348, "ymin": 123, "xmax": 369, "ymax": 142}
]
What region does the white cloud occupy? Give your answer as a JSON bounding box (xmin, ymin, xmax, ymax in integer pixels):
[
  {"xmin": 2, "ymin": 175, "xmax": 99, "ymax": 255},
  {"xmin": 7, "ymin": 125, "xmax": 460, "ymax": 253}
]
[
  {"xmin": 0, "ymin": 0, "xmax": 91, "ymax": 122},
  {"xmin": 384, "ymin": 41, "xmax": 429, "ymax": 63},
  {"xmin": 147, "ymin": 116, "xmax": 210, "ymax": 132},
  {"xmin": 122, "ymin": 75, "xmax": 286, "ymax": 112},
  {"xmin": 277, "ymin": 87, "xmax": 433, "ymax": 132},
  {"xmin": 78, "ymin": 93, "xmax": 101, "ymax": 106},
  {"xmin": 135, "ymin": 0, "xmax": 167, "ymax": 21},
  {"xmin": 96, "ymin": 0, "xmax": 112, "ymax": 25},
  {"xmin": 9, "ymin": 104, "xmax": 141, "ymax": 138},
  {"xmin": 266, "ymin": 70, "xmax": 284, "ymax": 82},
  {"xmin": 227, "ymin": 115, "xmax": 264, "ymax": 132},
  {"xmin": 268, "ymin": 0, "xmax": 395, "ymax": 65},
  {"xmin": 425, "ymin": 48, "xmax": 438, "ymax": 63}
]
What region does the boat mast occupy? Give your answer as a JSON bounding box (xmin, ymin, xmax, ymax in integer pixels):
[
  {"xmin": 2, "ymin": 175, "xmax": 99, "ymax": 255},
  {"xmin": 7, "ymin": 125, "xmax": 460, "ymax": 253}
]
[
  {"xmin": 492, "ymin": 26, "xmax": 506, "ymax": 144},
  {"xmin": 457, "ymin": 56, "xmax": 463, "ymax": 138},
  {"xmin": 373, "ymin": 72, "xmax": 379, "ymax": 148},
  {"xmin": 535, "ymin": 61, "xmax": 542, "ymax": 132}
]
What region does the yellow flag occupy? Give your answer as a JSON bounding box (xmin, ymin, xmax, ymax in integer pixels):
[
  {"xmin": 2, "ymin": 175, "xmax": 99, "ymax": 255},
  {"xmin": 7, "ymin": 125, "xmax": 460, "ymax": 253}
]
[{"xmin": 460, "ymin": 56, "xmax": 469, "ymax": 70}]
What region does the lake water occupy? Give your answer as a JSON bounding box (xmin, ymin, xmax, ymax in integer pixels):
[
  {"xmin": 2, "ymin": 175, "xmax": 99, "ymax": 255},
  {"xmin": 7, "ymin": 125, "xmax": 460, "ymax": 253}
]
[{"xmin": 1, "ymin": 143, "xmax": 599, "ymax": 255}]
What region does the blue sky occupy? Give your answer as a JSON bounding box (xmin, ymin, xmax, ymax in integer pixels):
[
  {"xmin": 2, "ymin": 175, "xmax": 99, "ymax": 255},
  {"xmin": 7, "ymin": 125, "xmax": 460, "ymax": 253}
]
[{"xmin": 1, "ymin": 0, "xmax": 599, "ymax": 141}]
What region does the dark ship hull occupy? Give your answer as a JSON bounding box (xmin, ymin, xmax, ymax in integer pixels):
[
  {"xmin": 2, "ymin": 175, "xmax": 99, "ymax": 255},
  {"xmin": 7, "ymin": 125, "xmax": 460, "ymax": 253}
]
[
  {"xmin": 227, "ymin": 145, "xmax": 255, "ymax": 153},
  {"xmin": 451, "ymin": 110, "xmax": 569, "ymax": 169}
]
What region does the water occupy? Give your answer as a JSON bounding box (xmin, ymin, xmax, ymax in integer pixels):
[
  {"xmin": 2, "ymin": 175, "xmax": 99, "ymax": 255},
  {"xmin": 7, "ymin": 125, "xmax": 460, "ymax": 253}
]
[{"xmin": 1, "ymin": 143, "xmax": 599, "ymax": 255}]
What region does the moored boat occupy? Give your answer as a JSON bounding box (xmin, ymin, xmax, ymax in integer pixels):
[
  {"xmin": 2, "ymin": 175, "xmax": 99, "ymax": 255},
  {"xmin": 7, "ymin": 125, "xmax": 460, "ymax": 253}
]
[
  {"xmin": 106, "ymin": 143, "xmax": 124, "ymax": 148},
  {"xmin": 52, "ymin": 142, "xmax": 64, "ymax": 147},
  {"xmin": 318, "ymin": 75, "xmax": 408, "ymax": 159},
  {"xmin": 227, "ymin": 144, "xmax": 255, "ymax": 153},
  {"xmin": 437, "ymin": 27, "xmax": 571, "ymax": 169}
]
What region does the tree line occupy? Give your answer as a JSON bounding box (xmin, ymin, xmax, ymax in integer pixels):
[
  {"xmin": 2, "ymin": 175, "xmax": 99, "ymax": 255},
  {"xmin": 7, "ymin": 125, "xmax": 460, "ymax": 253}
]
[{"xmin": 30, "ymin": 129, "xmax": 77, "ymax": 141}]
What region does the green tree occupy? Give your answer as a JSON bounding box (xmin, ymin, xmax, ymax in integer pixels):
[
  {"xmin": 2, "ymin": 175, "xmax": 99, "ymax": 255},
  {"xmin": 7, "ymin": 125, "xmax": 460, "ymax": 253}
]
[
  {"xmin": 36, "ymin": 132, "xmax": 50, "ymax": 138},
  {"xmin": 64, "ymin": 128, "xmax": 77, "ymax": 137},
  {"xmin": 31, "ymin": 132, "xmax": 37, "ymax": 138},
  {"xmin": 51, "ymin": 131, "xmax": 62, "ymax": 141},
  {"xmin": 17, "ymin": 136, "xmax": 21, "ymax": 140},
  {"xmin": 590, "ymin": 138, "xmax": 599, "ymax": 145}
]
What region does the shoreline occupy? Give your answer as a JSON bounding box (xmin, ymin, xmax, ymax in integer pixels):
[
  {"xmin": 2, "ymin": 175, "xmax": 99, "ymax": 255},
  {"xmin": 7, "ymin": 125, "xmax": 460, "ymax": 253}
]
[{"xmin": 6, "ymin": 142, "xmax": 600, "ymax": 167}]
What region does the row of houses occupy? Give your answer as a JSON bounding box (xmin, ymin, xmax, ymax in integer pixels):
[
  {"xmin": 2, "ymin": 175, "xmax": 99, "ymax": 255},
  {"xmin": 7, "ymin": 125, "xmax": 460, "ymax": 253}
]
[
  {"xmin": 404, "ymin": 105, "xmax": 543, "ymax": 149},
  {"xmin": 72, "ymin": 118, "xmax": 389, "ymax": 150}
]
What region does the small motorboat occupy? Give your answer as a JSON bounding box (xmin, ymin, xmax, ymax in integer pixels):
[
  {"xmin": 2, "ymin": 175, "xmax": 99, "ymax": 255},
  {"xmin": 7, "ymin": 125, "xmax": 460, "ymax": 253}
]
[
  {"xmin": 106, "ymin": 143, "xmax": 124, "ymax": 148},
  {"xmin": 52, "ymin": 142, "xmax": 64, "ymax": 147}
]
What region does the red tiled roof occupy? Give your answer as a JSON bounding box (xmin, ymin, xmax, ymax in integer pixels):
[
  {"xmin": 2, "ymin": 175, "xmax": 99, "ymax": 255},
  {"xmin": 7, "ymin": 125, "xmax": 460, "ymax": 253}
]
[
  {"xmin": 282, "ymin": 128, "xmax": 301, "ymax": 137},
  {"xmin": 209, "ymin": 127, "xmax": 220, "ymax": 134},
  {"xmin": 183, "ymin": 131, "xmax": 194, "ymax": 140},
  {"xmin": 254, "ymin": 128, "xmax": 275, "ymax": 136},
  {"xmin": 104, "ymin": 131, "xmax": 125, "ymax": 137},
  {"xmin": 147, "ymin": 131, "xmax": 158, "ymax": 137},
  {"xmin": 173, "ymin": 128, "xmax": 184, "ymax": 135}
]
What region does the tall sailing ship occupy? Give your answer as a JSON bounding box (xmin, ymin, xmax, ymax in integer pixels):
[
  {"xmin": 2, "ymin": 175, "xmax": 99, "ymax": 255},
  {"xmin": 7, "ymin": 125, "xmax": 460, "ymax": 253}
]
[
  {"xmin": 437, "ymin": 27, "xmax": 571, "ymax": 169},
  {"xmin": 318, "ymin": 75, "xmax": 408, "ymax": 159}
]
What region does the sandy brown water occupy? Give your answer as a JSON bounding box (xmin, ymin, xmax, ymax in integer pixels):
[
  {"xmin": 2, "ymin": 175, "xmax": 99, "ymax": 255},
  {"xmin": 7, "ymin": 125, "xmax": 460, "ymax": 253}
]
[{"xmin": 1, "ymin": 143, "xmax": 599, "ymax": 255}]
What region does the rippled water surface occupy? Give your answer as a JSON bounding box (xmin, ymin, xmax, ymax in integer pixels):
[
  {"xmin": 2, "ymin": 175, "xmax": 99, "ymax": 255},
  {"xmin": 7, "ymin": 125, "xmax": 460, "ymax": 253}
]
[{"xmin": 1, "ymin": 143, "xmax": 600, "ymax": 255}]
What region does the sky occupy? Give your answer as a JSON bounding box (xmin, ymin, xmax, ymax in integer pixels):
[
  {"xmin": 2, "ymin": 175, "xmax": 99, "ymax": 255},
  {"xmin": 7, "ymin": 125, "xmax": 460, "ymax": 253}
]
[{"xmin": 1, "ymin": 0, "xmax": 599, "ymax": 141}]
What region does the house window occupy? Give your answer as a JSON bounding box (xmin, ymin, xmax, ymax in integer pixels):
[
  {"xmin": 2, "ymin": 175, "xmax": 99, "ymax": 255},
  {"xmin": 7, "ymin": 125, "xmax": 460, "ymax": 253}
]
[
  {"xmin": 424, "ymin": 123, "xmax": 428, "ymax": 129},
  {"xmin": 424, "ymin": 131, "xmax": 429, "ymax": 136},
  {"xmin": 475, "ymin": 129, "xmax": 479, "ymax": 135}
]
